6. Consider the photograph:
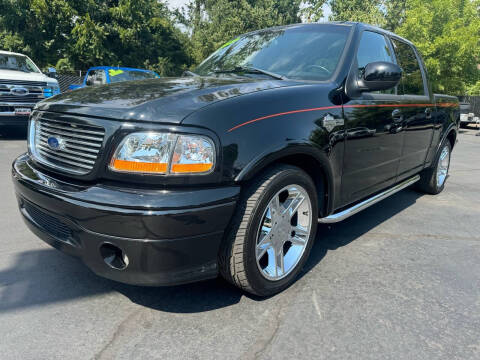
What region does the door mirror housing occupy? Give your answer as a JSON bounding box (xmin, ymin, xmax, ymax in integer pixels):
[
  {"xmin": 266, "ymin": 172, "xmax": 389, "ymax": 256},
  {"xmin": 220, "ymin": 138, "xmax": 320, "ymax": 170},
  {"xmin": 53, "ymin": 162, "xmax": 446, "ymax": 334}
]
[{"xmin": 358, "ymin": 61, "xmax": 402, "ymax": 92}]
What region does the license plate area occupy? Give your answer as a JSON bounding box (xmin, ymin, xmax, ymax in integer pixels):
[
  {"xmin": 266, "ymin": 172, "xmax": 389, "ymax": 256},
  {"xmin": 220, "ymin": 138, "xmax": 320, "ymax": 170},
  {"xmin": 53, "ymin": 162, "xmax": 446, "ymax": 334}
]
[{"xmin": 15, "ymin": 107, "xmax": 32, "ymax": 116}]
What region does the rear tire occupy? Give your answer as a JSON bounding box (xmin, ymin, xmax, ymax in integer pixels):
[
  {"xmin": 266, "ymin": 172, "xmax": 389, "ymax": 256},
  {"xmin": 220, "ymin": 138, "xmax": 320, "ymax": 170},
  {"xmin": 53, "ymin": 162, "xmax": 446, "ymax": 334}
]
[
  {"xmin": 416, "ymin": 140, "xmax": 451, "ymax": 195},
  {"xmin": 218, "ymin": 165, "xmax": 318, "ymax": 296}
]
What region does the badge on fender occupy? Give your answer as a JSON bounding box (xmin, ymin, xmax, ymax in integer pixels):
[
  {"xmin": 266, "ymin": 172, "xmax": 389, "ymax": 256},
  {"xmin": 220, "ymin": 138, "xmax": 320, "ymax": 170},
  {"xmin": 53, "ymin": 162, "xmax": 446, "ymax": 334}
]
[{"xmin": 322, "ymin": 114, "xmax": 344, "ymax": 132}]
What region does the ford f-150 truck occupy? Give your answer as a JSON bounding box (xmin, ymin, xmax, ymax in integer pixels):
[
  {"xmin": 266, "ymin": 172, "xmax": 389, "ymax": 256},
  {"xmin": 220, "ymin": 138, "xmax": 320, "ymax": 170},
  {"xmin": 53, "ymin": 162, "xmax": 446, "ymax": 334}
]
[
  {"xmin": 0, "ymin": 50, "xmax": 60, "ymax": 128},
  {"xmin": 12, "ymin": 23, "xmax": 459, "ymax": 296}
]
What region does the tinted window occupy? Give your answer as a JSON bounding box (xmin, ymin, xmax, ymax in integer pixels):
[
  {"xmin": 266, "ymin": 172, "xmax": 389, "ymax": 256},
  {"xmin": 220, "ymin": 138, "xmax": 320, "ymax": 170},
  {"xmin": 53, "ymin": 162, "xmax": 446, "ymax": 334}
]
[
  {"xmin": 109, "ymin": 70, "xmax": 158, "ymax": 83},
  {"xmin": 356, "ymin": 31, "xmax": 396, "ymax": 94},
  {"xmin": 87, "ymin": 70, "xmax": 107, "ymax": 86},
  {"xmin": 195, "ymin": 25, "xmax": 351, "ymax": 81},
  {"xmin": 391, "ymin": 39, "xmax": 425, "ymax": 95},
  {"xmin": 357, "ymin": 31, "xmax": 395, "ymax": 69}
]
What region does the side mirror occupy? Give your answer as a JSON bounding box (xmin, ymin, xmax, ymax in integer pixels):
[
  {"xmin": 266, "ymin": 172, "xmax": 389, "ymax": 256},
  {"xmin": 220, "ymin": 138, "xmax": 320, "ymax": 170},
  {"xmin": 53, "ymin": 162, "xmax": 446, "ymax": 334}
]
[
  {"xmin": 86, "ymin": 78, "xmax": 93, "ymax": 86},
  {"xmin": 359, "ymin": 61, "xmax": 402, "ymax": 92},
  {"xmin": 47, "ymin": 67, "xmax": 57, "ymax": 79}
]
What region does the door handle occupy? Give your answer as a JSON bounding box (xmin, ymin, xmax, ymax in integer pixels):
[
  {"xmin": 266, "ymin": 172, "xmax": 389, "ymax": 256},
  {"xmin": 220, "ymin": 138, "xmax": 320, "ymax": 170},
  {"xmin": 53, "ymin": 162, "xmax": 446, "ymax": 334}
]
[{"xmin": 392, "ymin": 109, "xmax": 403, "ymax": 123}]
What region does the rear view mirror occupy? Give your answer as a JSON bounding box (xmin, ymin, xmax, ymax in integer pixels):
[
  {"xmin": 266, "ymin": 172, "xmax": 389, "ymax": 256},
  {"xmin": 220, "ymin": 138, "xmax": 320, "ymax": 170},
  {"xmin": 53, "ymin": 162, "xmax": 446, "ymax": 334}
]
[{"xmin": 359, "ymin": 61, "xmax": 402, "ymax": 92}]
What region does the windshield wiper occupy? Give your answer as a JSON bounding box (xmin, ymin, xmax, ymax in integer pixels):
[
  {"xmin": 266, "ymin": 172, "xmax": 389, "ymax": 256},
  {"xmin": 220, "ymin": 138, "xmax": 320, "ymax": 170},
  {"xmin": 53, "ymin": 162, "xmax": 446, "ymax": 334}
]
[
  {"xmin": 183, "ymin": 70, "xmax": 200, "ymax": 77},
  {"xmin": 212, "ymin": 66, "xmax": 286, "ymax": 80}
]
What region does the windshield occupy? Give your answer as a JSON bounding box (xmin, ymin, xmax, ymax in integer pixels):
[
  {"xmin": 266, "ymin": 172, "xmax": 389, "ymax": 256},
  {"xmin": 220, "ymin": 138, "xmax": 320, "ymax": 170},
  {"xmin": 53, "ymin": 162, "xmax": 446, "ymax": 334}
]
[
  {"xmin": 108, "ymin": 69, "xmax": 158, "ymax": 83},
  {"xmin": 194, "ymin": 24, "xmax": 351, "ymax": 81},
  {"xmin": 0, "ymin": 54, "xmax": 41, "ymax": 73}
]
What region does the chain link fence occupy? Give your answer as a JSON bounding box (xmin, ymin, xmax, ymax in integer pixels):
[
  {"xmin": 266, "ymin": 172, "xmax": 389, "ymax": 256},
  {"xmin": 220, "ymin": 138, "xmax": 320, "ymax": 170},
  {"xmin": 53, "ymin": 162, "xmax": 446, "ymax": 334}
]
[{"xmin": 55, "ymin": 71, "xmax": 86, "ymax": 92}]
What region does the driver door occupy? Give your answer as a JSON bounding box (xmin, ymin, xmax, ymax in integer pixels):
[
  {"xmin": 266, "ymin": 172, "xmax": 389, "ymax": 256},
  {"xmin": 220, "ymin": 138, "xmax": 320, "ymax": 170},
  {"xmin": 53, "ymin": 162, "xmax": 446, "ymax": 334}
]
[{"xmin": 341, "ymin": 31, "xmax": 404, "ymax": 206}]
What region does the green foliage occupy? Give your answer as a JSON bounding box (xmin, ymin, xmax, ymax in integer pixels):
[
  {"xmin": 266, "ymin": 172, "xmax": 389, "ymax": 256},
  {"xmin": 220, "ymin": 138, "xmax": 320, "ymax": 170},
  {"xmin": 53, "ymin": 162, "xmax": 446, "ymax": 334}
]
[
  {"xmin": 179, "ymin": 0, "xmax": 304, "ymax": 64},
  {"xmin": 300, "ymin": 0, "xmax": 326, "ymax": 22},
  {"xmin": 467, "ymin": 81, "xmax": 480, "ymax": 96},
  {"xmin": 396, "ymin": 0, "xmax": 480, "ymax": 94},
  {"xmin": 0, "ymin": 0, "xmax": 478, "ymax": 95},
  {"xmin": 329, "ymin": 0, "xmax": 385, "ymax": 26},
  {"xmin": 55, "ymin": 58, "xmax": 74, "ymax": 72},
  {"xmin": 0, "ymin": 0, "xmax": 191, "ymax": 75},
  {"xmin": 321, "ymin": 0, "xmax": 479, "ymax": 94}
]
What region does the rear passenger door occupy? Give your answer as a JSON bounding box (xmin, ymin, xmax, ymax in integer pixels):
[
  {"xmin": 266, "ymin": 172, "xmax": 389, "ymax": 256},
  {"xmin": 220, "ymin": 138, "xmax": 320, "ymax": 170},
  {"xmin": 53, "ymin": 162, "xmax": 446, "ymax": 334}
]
[
  {"xmin": 342, "ymin": 31, "xmax": 404, "ymax": 205},
  {"xmin": 390, "ymin": 38, "xmax": 434, "ymax": 180}
]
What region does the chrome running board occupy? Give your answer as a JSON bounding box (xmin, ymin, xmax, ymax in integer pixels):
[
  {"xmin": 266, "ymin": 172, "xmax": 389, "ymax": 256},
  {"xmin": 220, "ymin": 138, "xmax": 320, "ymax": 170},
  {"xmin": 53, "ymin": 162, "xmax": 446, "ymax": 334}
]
[{"xmin": 319, "ymin": 175, "xmax": 420, "ymax": 224}]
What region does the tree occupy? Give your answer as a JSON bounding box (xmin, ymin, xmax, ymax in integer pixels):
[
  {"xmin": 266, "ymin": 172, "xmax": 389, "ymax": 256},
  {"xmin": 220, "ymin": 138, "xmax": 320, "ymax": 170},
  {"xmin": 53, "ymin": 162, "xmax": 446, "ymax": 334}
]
[
  {"xmin": 179, "ymin": 0, "xmax": 304, "ymax": 64},
  {"xmin": 317, "ymin": 0, "xmax": 479, "ymax": 94},
  {"xmin": 0, "ymin": 0, "xmax": 191, "ymax": 75},
  {"xmin": 329, "ymin": 0, "xmax": 385, "ymax": 26},
  {"xmin": 396, "ymin": 0, "xmax": 480, "ymax": 94},
  {"xmin": 300, "ymin": 0, "xmax": 326, "ymax": 22}
]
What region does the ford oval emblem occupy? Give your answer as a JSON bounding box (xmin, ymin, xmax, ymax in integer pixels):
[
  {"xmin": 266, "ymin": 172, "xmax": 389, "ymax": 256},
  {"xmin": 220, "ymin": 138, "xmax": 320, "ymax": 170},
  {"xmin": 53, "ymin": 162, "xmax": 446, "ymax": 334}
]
[
  {"xmin": 47, "ymin": 136, "xmax": 65, "ymax": 151},
  {"xmin": 11, "ymin": 87, "xmax": 29, "ymax": 96}
]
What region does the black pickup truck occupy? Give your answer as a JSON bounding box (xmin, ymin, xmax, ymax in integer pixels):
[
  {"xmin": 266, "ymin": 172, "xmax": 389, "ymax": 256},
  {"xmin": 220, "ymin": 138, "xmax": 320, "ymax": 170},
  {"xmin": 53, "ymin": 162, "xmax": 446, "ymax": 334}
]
[{"xmin": 12, "ymin": 22, "xmax": 459, "ymax": 296}]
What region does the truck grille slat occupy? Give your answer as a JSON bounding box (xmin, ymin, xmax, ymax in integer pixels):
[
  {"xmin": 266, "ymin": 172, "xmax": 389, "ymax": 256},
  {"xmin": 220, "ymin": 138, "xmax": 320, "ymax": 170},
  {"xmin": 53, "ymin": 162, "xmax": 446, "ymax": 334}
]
[
  {"xmin": 0, "ymin": 79, "xmax": 47, "ymax": 87},
  {"xmin": 38, "ymin": 144, "xmax": 96, "ymax": 163},
  {"xmin": 39, "ymin": 136, "xmax": 100, "ymax": 153},
  {"xmin": 38, "ymin": 149, "xmax": 94, "ymax": 169},
  {"xmin": 40, "ymin": 118, "xmax": 106, "ymax": 136},
  {"xmin": 39, "ymin": 125, "xmax": 104, "ymax": 142},
  {"xmin": 0, "ymin": 95, "xmax": 44, "ymax": 102},
  {"xmin": 31, "ymin": 115, "xmax": 105, "ymax": 175},
  {"xmin": 39, "ymin": 134, "xmax": 102, "ymax": 148}
]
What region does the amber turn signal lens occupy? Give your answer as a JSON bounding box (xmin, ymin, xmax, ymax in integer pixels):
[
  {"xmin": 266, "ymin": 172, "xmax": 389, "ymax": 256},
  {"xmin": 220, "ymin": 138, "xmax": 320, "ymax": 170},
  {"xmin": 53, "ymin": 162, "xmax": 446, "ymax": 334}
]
[
  {"xmin": 112, "ymin": 159, "xmax": 168, "ymax": 173},
  {"xmin": 171, "ymin": 163, "xmax": 213, "ymax": 173}
]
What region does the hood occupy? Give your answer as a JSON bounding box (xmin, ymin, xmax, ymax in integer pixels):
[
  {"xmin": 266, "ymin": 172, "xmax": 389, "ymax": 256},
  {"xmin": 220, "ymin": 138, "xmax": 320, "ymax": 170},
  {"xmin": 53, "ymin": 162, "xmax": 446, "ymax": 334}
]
[
  {"xmin": 36, "ymin": 76, "xmax": 300, "ymax": 124},
  {"xmin": 0, "ymin": 69, "xmax": 56, "ymax": 83}
]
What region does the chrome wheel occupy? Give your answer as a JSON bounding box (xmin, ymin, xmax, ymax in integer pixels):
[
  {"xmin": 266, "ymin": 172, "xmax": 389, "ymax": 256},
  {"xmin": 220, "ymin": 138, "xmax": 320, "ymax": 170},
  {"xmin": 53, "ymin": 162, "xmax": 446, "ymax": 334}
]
[
  {"xmin": 255, "ymin": 185, "xmax": 312, "ymax": 281},
  {"xmin": 436, "ymin": 145, "xmax": 450, "ymax": 187}
]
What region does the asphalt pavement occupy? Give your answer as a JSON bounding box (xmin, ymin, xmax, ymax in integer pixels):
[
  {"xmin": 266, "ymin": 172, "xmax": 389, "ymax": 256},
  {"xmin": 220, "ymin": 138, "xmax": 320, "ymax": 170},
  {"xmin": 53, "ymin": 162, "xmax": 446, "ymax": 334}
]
[{"xmin": 0, "ymin": 126, "xmax": 479, "ymax": 360}]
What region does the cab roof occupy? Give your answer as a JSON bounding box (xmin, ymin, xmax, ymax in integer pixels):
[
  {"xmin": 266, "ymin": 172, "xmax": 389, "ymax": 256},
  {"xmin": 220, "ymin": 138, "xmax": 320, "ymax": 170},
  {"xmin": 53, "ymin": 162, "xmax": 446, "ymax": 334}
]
[{"xmin": 248, "ymin": 22, "xmax": 414, "ymax": 47}]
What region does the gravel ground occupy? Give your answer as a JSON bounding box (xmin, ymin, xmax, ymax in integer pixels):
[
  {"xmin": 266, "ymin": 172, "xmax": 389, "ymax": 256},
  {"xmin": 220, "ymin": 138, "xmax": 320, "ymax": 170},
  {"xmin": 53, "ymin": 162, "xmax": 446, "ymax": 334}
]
[{"xmin": 0, "ymin": 126, "xmax": 479, "ymax": 360}]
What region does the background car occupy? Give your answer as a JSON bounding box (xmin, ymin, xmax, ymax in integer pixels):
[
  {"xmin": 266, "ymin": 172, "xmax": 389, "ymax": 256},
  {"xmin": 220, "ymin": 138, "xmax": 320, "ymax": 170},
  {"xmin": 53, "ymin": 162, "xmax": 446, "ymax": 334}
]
[{"xmin": 68, "ymin": 66, "xmax": 160, "ymax": 90}]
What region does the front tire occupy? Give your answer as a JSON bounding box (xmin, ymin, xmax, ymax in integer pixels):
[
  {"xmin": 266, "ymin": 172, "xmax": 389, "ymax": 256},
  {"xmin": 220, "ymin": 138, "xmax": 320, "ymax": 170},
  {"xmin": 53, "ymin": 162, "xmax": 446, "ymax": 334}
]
[{"xmin": 218, "ymin": 165, "xmax": 318, "ymax": 296}]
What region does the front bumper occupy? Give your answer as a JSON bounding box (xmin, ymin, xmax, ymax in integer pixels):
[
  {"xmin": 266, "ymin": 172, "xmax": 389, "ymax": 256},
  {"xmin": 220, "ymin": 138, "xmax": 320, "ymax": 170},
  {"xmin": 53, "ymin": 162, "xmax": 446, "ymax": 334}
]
[
  {"xmin": 12, "ymin": 154, "xmax": 240, "ymax": 286},
  {"xmin": 0, "ymin": 114, "xmax": 30, "ymax": 127}
]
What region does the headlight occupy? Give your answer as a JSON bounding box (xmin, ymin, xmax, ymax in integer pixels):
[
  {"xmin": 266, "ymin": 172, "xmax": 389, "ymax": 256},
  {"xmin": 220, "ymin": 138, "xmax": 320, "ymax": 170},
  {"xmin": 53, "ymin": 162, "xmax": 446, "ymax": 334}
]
[
  {"xmin": 44, "ymin": 82, "xmax": 61, "ymax": 97},
  {"xmin": 110, "ymin": 132, "xmax": 215, "ymax": 175}
]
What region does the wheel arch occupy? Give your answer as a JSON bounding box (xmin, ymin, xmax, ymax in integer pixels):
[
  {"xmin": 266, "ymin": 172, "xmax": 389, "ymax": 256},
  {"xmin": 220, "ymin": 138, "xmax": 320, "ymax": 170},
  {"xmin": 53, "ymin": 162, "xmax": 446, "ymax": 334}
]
[
  {"xmin": 446, "ymin": 127, "xmax": 457, "ymax": 150},
  {"xmin": 235, "ymin": 145, "xmax": 335, "ymax": 217}
]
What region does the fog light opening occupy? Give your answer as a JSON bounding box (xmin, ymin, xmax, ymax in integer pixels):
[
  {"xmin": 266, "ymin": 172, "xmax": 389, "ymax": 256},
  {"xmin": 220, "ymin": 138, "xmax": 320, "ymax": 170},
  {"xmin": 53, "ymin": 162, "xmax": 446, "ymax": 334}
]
[{"xmin": 99, "ymin": 243, "xmax": 129, "ymax": 270}]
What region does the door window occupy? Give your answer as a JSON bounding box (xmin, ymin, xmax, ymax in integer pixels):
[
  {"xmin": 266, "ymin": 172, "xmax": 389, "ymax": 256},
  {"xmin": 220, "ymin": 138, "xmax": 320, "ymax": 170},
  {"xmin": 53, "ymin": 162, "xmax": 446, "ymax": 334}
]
[
  {"xmin": 86, "ymin": 70, "xmax": 107, "ymax": 86},
  {"xmin": 391, "ymin": 39, "xmax": 425, "ymax": 96},
  {"xmin": 356, "ymin": 31, "xmax": 396, "ymax": 94}
]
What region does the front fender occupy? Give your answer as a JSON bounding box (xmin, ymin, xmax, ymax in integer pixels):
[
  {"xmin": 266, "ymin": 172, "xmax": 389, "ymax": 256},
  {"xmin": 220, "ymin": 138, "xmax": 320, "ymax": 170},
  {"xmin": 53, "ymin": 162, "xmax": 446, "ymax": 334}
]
[{"xmin": 235, "ymin": 142, "xmax": 337, "ymax": 216}]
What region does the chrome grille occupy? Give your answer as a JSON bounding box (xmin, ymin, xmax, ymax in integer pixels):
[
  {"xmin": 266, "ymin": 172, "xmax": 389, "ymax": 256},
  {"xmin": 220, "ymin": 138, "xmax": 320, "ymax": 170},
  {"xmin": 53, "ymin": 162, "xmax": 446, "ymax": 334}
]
[
  {"xmin": 31, "ymin": 115, "xmax": 105, "ymax": 175},
  {"xmin": 0, "ymin": 79, "xmax": 47, "ymax": 87},
  {"xmin": 0, "ymin": 83, "xmax": 45, "ymax": 103}
]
